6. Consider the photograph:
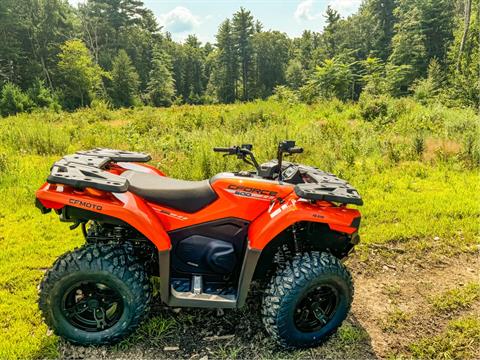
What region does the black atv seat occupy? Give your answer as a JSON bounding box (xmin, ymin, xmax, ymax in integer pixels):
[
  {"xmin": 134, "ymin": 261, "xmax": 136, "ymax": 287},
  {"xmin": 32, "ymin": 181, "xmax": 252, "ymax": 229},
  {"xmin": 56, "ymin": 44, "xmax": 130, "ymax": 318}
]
[{"xmin": 122, "ymin": 171, "xmax": 217, "ymax": 213}]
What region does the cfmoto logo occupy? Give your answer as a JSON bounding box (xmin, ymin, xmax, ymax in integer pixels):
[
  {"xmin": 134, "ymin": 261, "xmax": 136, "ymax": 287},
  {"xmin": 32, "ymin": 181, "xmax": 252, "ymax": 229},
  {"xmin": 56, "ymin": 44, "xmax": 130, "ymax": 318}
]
[{"xmin": 69, "ymin": 199, "xmax": 103, "ymax": 211}]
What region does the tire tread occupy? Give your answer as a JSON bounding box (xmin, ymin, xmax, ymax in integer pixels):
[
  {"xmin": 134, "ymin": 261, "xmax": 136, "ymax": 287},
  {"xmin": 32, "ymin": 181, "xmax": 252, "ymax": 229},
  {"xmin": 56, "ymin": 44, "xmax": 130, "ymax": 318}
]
[
  {"xmin": 38, "ymin": 243, "xmax": 151, "ymax": 345},
  {"xmin": 262, "ymin": 252, "xmax": 354, "ymax": 348}
]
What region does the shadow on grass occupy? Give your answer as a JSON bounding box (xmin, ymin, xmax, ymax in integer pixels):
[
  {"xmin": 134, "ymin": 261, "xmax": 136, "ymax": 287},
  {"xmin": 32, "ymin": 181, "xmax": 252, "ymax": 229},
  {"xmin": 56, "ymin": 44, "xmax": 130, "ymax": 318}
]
[{"xmin": 59, "ymin": 294, "xmax": 377, "ymax": 359}]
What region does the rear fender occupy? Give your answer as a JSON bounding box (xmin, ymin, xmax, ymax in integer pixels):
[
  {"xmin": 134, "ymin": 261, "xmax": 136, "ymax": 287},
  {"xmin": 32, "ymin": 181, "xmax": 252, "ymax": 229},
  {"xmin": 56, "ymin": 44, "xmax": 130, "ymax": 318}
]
[
  {"xmin": 248, "ymin": 194, "xmax": 360, "ymax": 250},
  {"xmin": 35, "ymin": 183, "xmax": 171, "ymax": 251}
]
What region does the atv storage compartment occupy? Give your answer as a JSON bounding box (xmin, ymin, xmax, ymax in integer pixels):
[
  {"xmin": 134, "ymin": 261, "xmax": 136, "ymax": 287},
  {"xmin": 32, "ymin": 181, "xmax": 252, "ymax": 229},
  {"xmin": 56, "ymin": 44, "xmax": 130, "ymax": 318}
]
[{"xmin": 47, "ymin": 148, "xmax": 151, "ymax": 192}]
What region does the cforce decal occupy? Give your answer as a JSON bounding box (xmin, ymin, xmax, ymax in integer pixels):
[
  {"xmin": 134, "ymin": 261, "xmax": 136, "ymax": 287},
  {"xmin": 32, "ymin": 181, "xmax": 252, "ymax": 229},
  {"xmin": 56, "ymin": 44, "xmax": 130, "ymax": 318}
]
[
  {"xmin": 159, "ymin": 209, "xmax": 188, "ymax": 221},
  {"xmin": 226, "ymin": 184, "xmax": 278, "ymax": 201}
]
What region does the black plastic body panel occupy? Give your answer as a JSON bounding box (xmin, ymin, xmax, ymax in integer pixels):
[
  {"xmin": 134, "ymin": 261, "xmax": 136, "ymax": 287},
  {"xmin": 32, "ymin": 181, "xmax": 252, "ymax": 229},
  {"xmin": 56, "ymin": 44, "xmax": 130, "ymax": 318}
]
[
  {"xmin": 175, "ymin": 236, "xmax": 236, "ymax": 274},
  {"xmin": 35, "ymin": 198, "xmax": 51, "ymax": 214},
  {"xmin": 168, "ymin": 218, "xmax": 249, "ymax": 279},
  {"xmin": 61, "ymin": 206, "xmax": 127, "ymax": 226}
]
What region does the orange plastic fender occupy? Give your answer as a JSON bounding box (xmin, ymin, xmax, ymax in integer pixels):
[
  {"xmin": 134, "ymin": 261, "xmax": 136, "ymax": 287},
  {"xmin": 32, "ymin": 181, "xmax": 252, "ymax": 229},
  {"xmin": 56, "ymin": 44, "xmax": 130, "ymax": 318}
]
[
  {"xmin": 36, "ymin": 183, "xmax": 171, "ymax": 251},
  {"xmin": 248, "ymin": 194, "xmax": 360, "ymax": 250}
]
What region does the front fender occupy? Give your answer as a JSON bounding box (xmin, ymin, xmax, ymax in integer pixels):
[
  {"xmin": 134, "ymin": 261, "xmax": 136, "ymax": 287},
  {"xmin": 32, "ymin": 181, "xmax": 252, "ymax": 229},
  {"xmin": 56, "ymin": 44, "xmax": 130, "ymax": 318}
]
[
  {"xmin": 248, "ymin": 195, "xmax": 360, "ymax": 250},
  {"xmin": 36, "ymin": 183, "xmax": 171, "ymax": 251}
]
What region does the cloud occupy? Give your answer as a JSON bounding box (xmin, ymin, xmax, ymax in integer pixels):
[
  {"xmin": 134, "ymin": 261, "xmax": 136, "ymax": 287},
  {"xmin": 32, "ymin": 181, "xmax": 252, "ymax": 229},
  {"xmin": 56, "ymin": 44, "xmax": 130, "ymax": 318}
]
[
  {"xmin": 295, "ymin": 0, "xmax": 362, "ymax": 22},
  {"xmin": 67, "ymin": 0, "xmax": 85, "ymax": 6},
  {"xmin": 294, "ymin": 0, "xmax": 322, "ymax": 21},
  {"xmin": 158, "ymin": 6, "xmax": 201, "ymax": 34},
  {"xmin": 328, "ymin": 0, "xmax": 362, "ymax": 14}
]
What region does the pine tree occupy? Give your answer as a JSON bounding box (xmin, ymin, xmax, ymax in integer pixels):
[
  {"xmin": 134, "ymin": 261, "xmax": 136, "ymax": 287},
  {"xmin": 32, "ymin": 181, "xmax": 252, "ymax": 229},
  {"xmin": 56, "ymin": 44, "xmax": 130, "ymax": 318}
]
[
  {"xmin": 146, "ymin": 48, "xmax": 175, "ymax": 107},
  {"xmin": 447, "ymin": 0, "xmax": 479, "ymax": 107},
  {"xmin": 182, "ymin": 35, "xmax": 207, "ymax": 104},
  {"xmin": 232, "ymin": 7, "xmax": 255, "ymax": 100},
  {"xmin": 323, "ymin": 6, "xmax": 342, "ymax": 58},
  {"xmin": 252, "ymin": 31, "xmax": 290, "ymax": 97},
  {"xmin": 361, "ymin": 0, "xmax": 396, "ymax": 60},
  {"xmin": 213, "ymin": 19, "xmax": 237, "ymax": 103},
  {"xmin": 388, "ymin": 0, "xmax": 427, "ymax": 91},
  {"xmin": 412, "ymin": 58, "xmax": 445, "ymax": 103},
  {"xmin": 109, "ymin": 49, "xmax": 140, "ymax": 107},
  {"xmin": 420, "ymin": 0, "xmax": 455, "ymax": 64}
]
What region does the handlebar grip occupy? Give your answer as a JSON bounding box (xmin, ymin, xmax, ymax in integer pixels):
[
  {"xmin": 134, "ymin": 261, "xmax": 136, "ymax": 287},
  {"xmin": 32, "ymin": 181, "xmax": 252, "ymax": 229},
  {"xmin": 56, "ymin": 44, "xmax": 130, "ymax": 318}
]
[
  {"xmin": 213, "ymin": 147, "xmax": 232, "ymax": 152},
  {"xmin": 289, "ymin": 147, "xmax": 304, "ymax": 154}
]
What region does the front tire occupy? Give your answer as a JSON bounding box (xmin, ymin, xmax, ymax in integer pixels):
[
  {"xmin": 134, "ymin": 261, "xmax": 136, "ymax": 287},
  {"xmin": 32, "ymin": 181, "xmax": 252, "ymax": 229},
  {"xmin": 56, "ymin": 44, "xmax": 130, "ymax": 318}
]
[
  {"xmin": 38, "ymin": 243, "xmax": 151, "ymax": 345},
  {"xmin": 262, "ymin": 252, "xmax": 353, "ymax": 348}
]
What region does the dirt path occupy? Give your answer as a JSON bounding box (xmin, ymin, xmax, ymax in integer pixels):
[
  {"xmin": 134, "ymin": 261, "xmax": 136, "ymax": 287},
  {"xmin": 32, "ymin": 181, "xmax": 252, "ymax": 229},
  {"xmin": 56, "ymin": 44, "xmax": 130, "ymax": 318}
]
[
  {"xmin": 350, "ymin": 250, "xmax": 479, "ymax": 358},
  {"xmin": 59, "ymin": 246, "xmax": 480, "ymax": 359}
]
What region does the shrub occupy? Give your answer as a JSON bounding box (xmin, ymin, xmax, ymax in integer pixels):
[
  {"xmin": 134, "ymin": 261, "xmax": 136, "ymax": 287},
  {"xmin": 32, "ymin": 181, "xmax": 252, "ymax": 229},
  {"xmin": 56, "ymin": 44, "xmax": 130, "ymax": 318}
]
[
  {"xmin": 0, "ymin": 151, "xmax": 7, "ymax": 173},
  {"xmin": 358, "ymin": 94, "xmax": 389, "ymax": 121},
  {"xmin": 411, "ymin": 58, "xmax": 445, "ymax": 105},
  {"xmin": 462, "ymin": 132, "xmax": 480, "ymax": 168},
  {"xmin": 0, "ymin": 83, "xmax": 33, "ymax": 117},
  {"xmin": 413, "ymin": 133, "xmax": 425, "ymax": 158},
  {"xmin": 269, "ymin": 85, "xmax": 299, "ymax": 104},
  {"xmin": 305, "ymin": 59, "xmax": 353, "ymax": 101},
  {"xmin": 27, "ymin": 79, "xmax": 60, "ymax": 111}
]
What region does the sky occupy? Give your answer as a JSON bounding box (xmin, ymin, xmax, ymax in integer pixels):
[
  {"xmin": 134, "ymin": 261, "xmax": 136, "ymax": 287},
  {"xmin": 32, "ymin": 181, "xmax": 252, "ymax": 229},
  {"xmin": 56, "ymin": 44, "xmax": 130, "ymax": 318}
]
[{"xmin": 67, "ymin": 0, "xmax": 362, "ymax": 43}]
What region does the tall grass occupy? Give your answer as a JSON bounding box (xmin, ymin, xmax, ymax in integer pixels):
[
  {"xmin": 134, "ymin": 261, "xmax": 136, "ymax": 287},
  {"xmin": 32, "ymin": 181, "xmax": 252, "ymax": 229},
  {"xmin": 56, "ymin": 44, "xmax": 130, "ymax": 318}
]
[{"xmin": 0, "ymin": 98, "xmax": 478, "ymax": 359}]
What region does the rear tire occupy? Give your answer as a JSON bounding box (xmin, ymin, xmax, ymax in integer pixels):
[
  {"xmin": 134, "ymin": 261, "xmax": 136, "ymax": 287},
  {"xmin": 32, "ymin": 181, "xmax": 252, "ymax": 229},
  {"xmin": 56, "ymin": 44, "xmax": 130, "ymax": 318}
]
[
  {"xmin": 38, "ymin": 243, "xmax": 151, "ymax": 345},
  {"xmin": 262, "ymin": 252, "xmax": 353, "ymax": 348}
]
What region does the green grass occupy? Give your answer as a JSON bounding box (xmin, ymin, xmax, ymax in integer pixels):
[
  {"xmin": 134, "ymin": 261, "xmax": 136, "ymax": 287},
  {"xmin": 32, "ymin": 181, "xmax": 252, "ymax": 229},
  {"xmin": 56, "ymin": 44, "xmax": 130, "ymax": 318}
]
[
  {"xmin": 337, "ymin": 323, "xmax": 369, "ymax": 345},
  {"xmin": 0, "ymin": 98, "xmax": 478, "ymax": 359},
  {"xmin": 431, "ymin": 282, "xmax": 480, "ymax": 313},
  {"xmin": 382, "ymin": 307, "xmax": 410, "ymax": 332},
  {"xmin": 409, "ymin": 315, "xmax": 480, "ymax": 359}
]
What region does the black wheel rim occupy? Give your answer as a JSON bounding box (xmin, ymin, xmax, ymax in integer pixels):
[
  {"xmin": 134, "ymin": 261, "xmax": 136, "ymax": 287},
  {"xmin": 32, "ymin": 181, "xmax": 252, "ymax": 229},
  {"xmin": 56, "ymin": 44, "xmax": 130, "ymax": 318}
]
[
  {"xmin": 61, "ymin": 281, "xmax": 124, "ymax": 332},
  {"xmin": 294, "ymin": 284, "xmax": 339, "ymax": 332}
]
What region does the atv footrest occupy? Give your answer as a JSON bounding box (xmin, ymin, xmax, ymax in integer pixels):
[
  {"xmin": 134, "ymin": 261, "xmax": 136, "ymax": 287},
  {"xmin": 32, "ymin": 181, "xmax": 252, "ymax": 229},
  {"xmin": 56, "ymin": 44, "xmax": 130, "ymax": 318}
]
[
  {"xmin": 169, "ymin": 287, "xmax": 237, "ymax": 308},
  {"xmin": 171, "ymin": 278, "xmax": 237, "ymax": 296}
]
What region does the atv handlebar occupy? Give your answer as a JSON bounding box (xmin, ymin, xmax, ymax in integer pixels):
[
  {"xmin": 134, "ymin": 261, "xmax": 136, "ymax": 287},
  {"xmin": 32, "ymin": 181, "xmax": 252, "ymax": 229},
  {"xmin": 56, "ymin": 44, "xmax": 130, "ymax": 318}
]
[
  {"xmin": 213, "ymin": 147, "xmax": 236, "ymax": 154},
  {"xmin": 288, "ymin": 147, "xmax": 304, "ymax": 154},
  {"xmin": 213, "ymin": 141, "xmax": 303, "ymax": 182},
  {"xmin": 213, "ymin": 145, "xmax": 260, "ymax": 173}
]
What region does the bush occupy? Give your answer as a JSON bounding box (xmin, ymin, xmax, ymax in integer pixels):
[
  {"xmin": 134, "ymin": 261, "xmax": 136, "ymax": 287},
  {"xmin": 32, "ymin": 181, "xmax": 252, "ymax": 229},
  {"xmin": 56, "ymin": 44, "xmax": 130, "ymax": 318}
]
[
  {"xmin": 358, "ymin": 94, "xmax": 390, "ymax": 121},
  {"xmin": 305, "ymin": 59, "xmax": 353, "ymax": 101},
  {"xmin": 269, "ymin": 85, "xmax": 299, "ymax": 104},
  {"xmin": 462, "ymin": 132, "xmax": 480, "ymax": 168},
  {"xmin": 27, "ymin": 79, "xmax": 61, "ymax": 111},
  {"xmin": 0, "ymin": 83, "xmax": 33, "ymax": 117},
  {"xmin": 413, "ymin": 132, "xmax": 425, "ymax": 158}
]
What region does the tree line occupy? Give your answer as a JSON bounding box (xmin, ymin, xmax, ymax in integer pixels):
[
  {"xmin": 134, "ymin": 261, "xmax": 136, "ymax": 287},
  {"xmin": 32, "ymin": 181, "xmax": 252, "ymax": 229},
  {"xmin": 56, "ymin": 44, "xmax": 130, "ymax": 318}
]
[{"xmin": 0, "ymin": 0, "xmax": 478, "ymax": 116}]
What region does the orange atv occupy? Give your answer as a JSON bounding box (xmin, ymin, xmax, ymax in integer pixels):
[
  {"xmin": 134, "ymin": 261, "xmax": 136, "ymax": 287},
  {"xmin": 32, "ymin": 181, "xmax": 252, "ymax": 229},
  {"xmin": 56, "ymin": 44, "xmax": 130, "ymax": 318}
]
[{"xmin": 35, "ymin": 141, "xmax": 362, "ymax": 348}]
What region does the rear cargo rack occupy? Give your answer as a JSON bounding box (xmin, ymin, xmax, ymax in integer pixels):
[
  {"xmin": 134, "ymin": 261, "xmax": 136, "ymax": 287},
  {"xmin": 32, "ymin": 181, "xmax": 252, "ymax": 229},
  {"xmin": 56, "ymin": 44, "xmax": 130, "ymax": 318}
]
[
  {"xmin": 47, "ymin": 149, "xmax": 151, "ymax": 192},
  {"xmin": 294, "ymin": 172, "xmax": 363, "ymax": 205}
]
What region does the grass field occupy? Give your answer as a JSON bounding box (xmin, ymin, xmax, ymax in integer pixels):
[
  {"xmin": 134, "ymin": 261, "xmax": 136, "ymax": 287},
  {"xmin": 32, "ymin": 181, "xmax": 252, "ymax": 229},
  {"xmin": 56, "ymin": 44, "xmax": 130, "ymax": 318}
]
[{"xmin": 0, "ymin": 98, "xmax": 479, "ymax": 359}]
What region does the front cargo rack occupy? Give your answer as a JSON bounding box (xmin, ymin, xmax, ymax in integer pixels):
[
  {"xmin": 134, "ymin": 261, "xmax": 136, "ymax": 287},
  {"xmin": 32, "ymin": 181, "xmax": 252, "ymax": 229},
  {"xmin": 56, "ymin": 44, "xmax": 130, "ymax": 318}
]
[
  {"xmin": 47, "ymin": 148, "xmax": 151, "ymax": 192},
  {"xmin": 294, "ymin": 171, "xmax": 363, "ymax": 206}
]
